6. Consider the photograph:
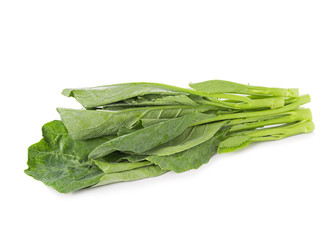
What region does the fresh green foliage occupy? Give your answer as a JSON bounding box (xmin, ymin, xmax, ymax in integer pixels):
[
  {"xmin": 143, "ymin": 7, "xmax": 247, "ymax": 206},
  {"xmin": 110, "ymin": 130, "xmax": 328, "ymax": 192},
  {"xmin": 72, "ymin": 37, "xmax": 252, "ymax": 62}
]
[
  {"xmin": 25, "ymin": 121, "xmax": 167, "ymax": 193},
  {"xmin": 105, "ymin": 94, "xmax": 198, "ymax": 107},
  {"xmin": 25, "ymin": 120, "xmax": 105, "ymax": 193},
  {"xmin": 147, "ymin": 136, "xmax": 221, "ymax": 173},
  {"xmin": 62, "ymin": 82, "xmax": 254, "ymax": 108},
  {"xmin": 26, "ymin": 80, "xmax": 314, "ymax": 193},
  {"xmin": 62, "ymin": 82, "xmax": 187, "ymax": 109},
  {"xmin": 88, "ymin": 114, "xmax": 197, "ymax": 159},
  {"xmin": 57, "ymin": 106, "xmax": 215, "ymax": 140},
  {"xmin": 146, "ymin": 121, "xmax": 226, "ymax": 156}
]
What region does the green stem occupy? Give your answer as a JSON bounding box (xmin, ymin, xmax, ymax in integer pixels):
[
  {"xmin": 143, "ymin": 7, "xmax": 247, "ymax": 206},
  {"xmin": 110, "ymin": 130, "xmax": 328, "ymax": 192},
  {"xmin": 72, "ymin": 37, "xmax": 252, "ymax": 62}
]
[
  {"xmin": 189, "ymin": 80, "xmax": 299, "ymax": 97},
  {"xmin": 208, "ymin": 97, "xmax": 285, "ymax": 109},
  {"xmin": 192, "ymin": 94, "xmax": 311, "ymax": 125},
  {"xmin": 139, "ymin": 82, "xmax": 253, "ymax": 103},
  {"xmin": 227, "ymin": 108, "xmax": 312, "ymax": 132},
  {"xmin": 238, "ymin": 120, "xmax": 315, "ymax": 142}
]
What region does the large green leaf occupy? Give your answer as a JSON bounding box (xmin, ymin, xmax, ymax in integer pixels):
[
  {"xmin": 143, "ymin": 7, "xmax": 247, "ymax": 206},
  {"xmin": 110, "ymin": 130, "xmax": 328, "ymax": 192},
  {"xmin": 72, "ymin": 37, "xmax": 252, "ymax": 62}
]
[
  {"xmin": 58, "ymin": 106, "xmax": 215, "ymax": 140},
  {"xmin": 88, "ymin": 113, "xmax": 196, "ymax": 159},
  {"xmin": 62, "ymin": 82, "xmax": 188, "ymax": 108},
  {"xmin": 146, "ymin": 121, "xmax": 226, "ymax": 156},
  {"xmin": 24, "ymin": 120, "xmax": 107, "ymax": 193},
  {"xmin": 147, "ymin": 136, "xmax": 220, "ymax": 173},
  {"xmin": 25, "ymin": 120, "xmax": 168, "ymax": 193}
]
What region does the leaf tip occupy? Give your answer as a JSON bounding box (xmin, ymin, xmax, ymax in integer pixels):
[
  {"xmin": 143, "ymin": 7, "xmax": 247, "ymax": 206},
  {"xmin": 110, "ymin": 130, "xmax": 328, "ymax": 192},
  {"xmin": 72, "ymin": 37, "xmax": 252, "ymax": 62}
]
[{"xmin": 62, "ymin": 88, "xmax": 74, "ymax": 97}]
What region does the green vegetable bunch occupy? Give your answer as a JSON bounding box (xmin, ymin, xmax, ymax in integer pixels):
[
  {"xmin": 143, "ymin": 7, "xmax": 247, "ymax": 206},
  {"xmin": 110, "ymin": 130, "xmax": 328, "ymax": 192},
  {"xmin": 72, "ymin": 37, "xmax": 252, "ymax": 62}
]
[{"xmin": 25, "ymin": 80, "xmax": 314, "ymax": 193}]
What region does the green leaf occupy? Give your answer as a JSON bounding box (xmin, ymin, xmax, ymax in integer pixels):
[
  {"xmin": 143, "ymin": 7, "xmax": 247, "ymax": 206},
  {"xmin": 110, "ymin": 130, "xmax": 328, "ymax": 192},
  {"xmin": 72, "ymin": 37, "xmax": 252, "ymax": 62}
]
[
  {"xmin": 94, "ymin": 160, "xmax": 153, "ymax": 174},
  {"xmin": 106, "ymin": 94, "xmax": 198, "ymax": 107},
  {"xmin": 147, "ymin": 136, "xmax": 221, "ymax": 173},
  {"xmin": 116, "ymin": 120, "xmax": 144, "ymax": 136},
  {"xmin": 58, "ymin": 106, "xmax": 214, "ymax": 140},
  {"xmin": 62, "ymin": 82, "xmax": 188, "ymax": 108},
  {"xmin": 146, "ymin": 121, "xmax": 226, "ymax": 156},
  {"xmin": 218, "ymin": 135, "xmax": 252, "ymax": 153},
  {"xmin": 88, "ymin": 113, "xmax": 196, "ymax": 159},
  {"xmin": 25, "ymin": 120, "xmax": 168, "ymax": 193},
  {"xmin": 24, "ymin": 120, "xmax": 107, "ymax": 193},
  {"xmin": 94, "ymin": 165, "xmax": 168, "ymax": 187}
]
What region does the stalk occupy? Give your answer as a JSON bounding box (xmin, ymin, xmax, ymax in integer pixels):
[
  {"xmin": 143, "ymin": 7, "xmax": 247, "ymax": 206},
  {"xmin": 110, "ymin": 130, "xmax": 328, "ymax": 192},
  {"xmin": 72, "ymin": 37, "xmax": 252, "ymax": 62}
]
[
  {"xmin": 218, "ymin": 120, "xmax": 314, "ymax": 153},
  {"xmin": 229, "ymin": 120, "xmax": 315, "ymax": 141},
  {"xmin": 192, "ymin": 94, "xmax": 311, "ymax": 125},
  {"xmin": 189, "ymin": 80, "xmax": 299, "ymax": 97},
  {"xmin": 207, "ymin": 96, "xmax": 285, "ymax": 109},
  {"xmin": 227, "ymin": 108, "xmax": 312, "ymax": 132},
  {"xmin": 152, "ymin": 83, "xmax": 253, "ymax": 103}
]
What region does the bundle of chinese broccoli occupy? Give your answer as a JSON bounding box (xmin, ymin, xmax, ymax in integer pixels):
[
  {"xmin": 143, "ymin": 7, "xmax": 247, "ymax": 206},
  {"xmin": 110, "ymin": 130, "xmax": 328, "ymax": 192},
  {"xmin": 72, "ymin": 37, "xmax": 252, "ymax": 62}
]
[{"xmin": 25, "ymin": 80, "xmax": 314, "ymax": 193}]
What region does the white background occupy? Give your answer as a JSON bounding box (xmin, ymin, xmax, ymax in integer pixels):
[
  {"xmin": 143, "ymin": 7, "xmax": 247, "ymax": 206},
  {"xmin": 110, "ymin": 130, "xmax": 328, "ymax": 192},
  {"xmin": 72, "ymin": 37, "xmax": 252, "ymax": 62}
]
[{"xmin": 1, "ymin": 1, "xmax": 332, "ymax": 239}]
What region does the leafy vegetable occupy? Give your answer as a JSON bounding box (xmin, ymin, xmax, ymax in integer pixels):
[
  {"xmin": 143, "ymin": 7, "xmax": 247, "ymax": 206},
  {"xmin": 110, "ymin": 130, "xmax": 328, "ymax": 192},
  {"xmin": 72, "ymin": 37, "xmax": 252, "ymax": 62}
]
[
  {"xmin": 88, "ymin": 113, "xmax": 197, "ymax": 159},
  {"xmin": 57, "ymin": 105, "xmax": 215, "ymax": 140},
  {"xmin": 146, "ymin": 121, "xmax": 226, "ymax": 156},
  {"xmin": 147, "ymin": 136, "xmax": 221, "ymax": 173},
  {"xmin": 25, "ymin": 121, "xmax": 167, "ymax": 193},
  {"xmin": 26, "ymin": 80, "xmax": 314, "ymax": 193},
  {"xmin": 62, "ymin": 82, "xmax": 187, "ymax": 109},
  {"xmin": 25, "ymin": 120, "xmax": 105, "ymax": 193}
]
